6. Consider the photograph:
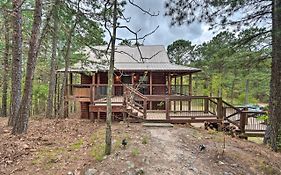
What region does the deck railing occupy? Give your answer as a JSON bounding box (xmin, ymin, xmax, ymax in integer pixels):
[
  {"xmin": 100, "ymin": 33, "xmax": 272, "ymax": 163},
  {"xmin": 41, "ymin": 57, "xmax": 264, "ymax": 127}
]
[
  {"xmin": 123, "ymin": 85, "xmax": 147, "ymax": 119},
  {"xmin": 165, "ymin": 96, "xmax": 223, "ymax": 121},
  {"xmin": 67, "ymin": 83, "xmax": 190, "ymax": 102},
  {"xmin": 221, "ymin": 101, "xmax": 267, "ymax": 135},
  {"xmin": 68, "ymin": 84, "xmax": 267, "ymax": 135}
]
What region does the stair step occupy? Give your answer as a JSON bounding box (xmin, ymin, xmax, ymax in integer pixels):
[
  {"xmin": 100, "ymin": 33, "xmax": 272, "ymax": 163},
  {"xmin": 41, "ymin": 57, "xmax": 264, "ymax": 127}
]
[{"xmin": 142, "ymin": 123, "xmax": 174, "ymax": 127}]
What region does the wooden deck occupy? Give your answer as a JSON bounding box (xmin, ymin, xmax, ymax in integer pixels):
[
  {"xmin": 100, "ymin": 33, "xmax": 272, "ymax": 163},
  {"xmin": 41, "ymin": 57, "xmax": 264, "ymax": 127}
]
[{"xmin": 69, "ymin": 84, "xmax": 268, "ymax": 137}]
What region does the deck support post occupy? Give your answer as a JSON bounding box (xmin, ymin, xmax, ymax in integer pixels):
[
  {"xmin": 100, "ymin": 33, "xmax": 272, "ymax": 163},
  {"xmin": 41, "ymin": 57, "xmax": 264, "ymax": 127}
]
[
  {"xmin": 217, "ymin": 97, "xmax": 223, "ymax": 120},
  {"xmin": 188, "ymin": 74, "xmax": 192, "ymax": 111},
  {"xmin": 149, "ymin": 72, "xmax": 152, "ymax": 110},
  {"xmin": 97, "ymin": 111, "xmax": 100, "ymax": 123},
  {"xmin": 217, "ymin": 97, "xmax": 223, "ymax": 131},
  {"xmin": 89, "ymin": 112, "xmax": 94, "ymax": 122},
  {"xmin": 240, "ymin": 112, "xmax": 247, "ymax": 135},
  {"xmin": 143, "ymin": 99, "xmax": 147, "ymax": 119}
]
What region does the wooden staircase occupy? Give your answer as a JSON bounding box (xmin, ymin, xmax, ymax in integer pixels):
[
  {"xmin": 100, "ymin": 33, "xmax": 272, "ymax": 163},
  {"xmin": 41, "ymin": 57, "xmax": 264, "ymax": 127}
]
[{"xmin": 123, "ymin": 85, "xmax": 147, "ymax": 121}]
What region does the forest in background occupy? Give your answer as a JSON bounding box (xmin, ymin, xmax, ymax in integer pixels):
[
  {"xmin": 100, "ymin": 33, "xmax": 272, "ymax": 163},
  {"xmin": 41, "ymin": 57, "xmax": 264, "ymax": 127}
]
[
  {"xmin": 0, "ymin": 0, "xmax": 105, "ymax": 117},
  {"xmin": 167, "ymin": 29, "xmax": 271, "ymax": 105}
]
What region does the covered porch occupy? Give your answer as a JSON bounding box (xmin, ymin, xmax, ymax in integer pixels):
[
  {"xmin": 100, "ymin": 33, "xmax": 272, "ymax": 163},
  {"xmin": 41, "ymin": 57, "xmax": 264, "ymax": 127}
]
[{"xmin": 66, "ymin": 70, "xmax": 196, "ymax": 104}]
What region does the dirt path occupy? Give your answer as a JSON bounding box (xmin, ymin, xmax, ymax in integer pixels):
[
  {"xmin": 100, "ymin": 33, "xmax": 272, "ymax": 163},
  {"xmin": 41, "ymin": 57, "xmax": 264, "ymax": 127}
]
[{"xmin": 145, "ymin": 128, "xmax": 224, "ymax": 175}]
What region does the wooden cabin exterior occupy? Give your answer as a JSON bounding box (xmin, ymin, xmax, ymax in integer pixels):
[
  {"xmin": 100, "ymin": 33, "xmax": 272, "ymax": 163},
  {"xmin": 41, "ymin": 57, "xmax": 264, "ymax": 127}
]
[{"xmin": 58, "ymin": 45, "xmax": 267, "ymax": 137}]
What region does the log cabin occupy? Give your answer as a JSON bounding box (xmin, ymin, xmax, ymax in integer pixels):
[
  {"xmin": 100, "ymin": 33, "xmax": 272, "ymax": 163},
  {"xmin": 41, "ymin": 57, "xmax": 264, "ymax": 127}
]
[{"xmin": 57, "ymin": 45, "xmax": 267, "ymax": 137}]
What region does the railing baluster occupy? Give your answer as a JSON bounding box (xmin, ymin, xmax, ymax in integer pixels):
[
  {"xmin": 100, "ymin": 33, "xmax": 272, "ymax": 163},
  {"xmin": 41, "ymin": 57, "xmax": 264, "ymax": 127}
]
[{"xmin": 204, "ymin": 98, "xmax": 209, "ymax": 114}]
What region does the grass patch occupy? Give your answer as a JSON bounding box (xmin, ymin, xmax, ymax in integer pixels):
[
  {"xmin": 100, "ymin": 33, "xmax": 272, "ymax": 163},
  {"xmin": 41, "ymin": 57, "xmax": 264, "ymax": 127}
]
[
  {"xmin": 90, "ymin": 128, "xmax": 124, "ymax": 161},
  {"xmin": 32, "ymin": 147, "xmax": 65, "ymax": 167},
  {"xmin": 248, "ymin": 137, "xmax": 263, "ymax": 144},
  {"xmin": 207, "ymin": 129, "xmax": 219, "ymax": 135},
  {"xmin": 142, "ymin": 135, "xmax": 149, "ymax": 144},
  {"xmin": 90, "ymin": 129, "xmax": 106, "ymax": 161},
  {"xmin": 131, "ymin": 148, "xmax": 140, "ymax": 156},
  {"xmin": 69, "ymin": 138, "xmax": 84, "ymax": 150},
  {"xmin": 258, "ymin": 160, "xmax": 279, "ymax": 175}
]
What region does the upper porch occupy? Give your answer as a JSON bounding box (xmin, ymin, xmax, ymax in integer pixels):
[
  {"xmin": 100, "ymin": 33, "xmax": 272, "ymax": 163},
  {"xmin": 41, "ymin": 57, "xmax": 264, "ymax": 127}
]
[{"xmin": 66, "ymin": 71, "xmax": 195, "ymax": 104}]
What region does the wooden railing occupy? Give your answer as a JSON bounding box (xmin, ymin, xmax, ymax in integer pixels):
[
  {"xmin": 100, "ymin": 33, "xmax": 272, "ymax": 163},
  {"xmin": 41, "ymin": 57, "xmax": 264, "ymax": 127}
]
[
  {"xmin": 165, "ymin": 96, "xmax": 223, "ymax": 121},
  {"xmin": 68, "ymin": 83, "xmax": 267, "ymax": 134},
  {"xmin": 123, "ymin": 85, "xmax": 147, "ymax": 119},
  {"xmin": 67, "ymin": 83, "xmax": 190, "ymax": 102},
  {"xmin": 222, "ymin": 100, "xmax": 267, "ymax": 135}
]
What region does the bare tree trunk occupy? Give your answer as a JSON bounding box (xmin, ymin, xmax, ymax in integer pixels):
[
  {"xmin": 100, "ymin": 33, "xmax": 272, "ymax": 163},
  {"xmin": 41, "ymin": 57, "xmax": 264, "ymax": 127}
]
[
  {"xmin": 59, "ymin": 21, "xmax": 78, "ymax": 118},
  {"xmin": 269, "ymin": 0, "xmax": 281, "ymax": 151},
  {"xmin": 46, "ymin": 0, "xmax": 59, "ymax": 118},
  {"xmin": 55, "ymin": 73, "xmax": 59, "ymax": 116},
  {"xmin": 12, "ymin": 0, "xmax": 43, "ymax": 134},
  {"xmin": 230, "ymin": 71, "xmax": 237, "ymax": 104},
  {"xmin": 105, "ymin": 0, "xmax": 117, "ymax": 155},
  {"xmin": 244, "ymin": 79, "xmax": 249, "ymax": 105},
  {"xmin": 8, "ymin": 0, "xmax": 23, "ymax": 126},
  {"xmin": 1, "ymin": 9, "xmax": 10, "ymax": 117}
]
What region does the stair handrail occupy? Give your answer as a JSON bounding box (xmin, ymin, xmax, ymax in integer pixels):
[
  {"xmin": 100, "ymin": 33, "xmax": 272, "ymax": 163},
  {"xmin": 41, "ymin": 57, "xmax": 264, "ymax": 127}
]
[{"xmin": 123, "ymin": 85, "xmax": 147, "ymax": 119}]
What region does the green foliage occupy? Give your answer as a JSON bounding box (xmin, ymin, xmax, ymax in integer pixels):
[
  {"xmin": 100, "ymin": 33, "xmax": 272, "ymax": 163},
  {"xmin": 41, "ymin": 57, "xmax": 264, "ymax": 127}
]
[
  {"xmin": 131, "ymin": 147, "xmax": 140, "ymax": 156},
  {"xmin": 141, "ymin": 135, "xmax": 148, "ymax": 144},
  {"xmin": 69, "ymin": 138, "xmax": 84, "ymax": 150},
  {"xmin": 32, "ymin": 147, "xmax": 65, "ymax": 167},
  {"xmin": 167, "ymin": 39, "xmax": 196, "ymax": 65},
  {"xmin": 90, "ymin": 128, "xmax": 123, "ymax": 161},
  {"xmin": 257, "ymin": 115, "xmax": 268, "ymax": 122},
  {"xmin": 90, "ymin": 130, "xmax": 106, "ymax": 161},
  {"xmin": 167, "ymin": 30, "xmax": 270, "ymax": 104}
]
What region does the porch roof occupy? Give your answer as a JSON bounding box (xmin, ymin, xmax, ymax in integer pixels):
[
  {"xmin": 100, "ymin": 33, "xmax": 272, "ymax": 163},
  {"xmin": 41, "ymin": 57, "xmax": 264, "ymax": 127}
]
[{"xmin": 57, "ymin": 45, "xmax": 201, "ymax": 73}]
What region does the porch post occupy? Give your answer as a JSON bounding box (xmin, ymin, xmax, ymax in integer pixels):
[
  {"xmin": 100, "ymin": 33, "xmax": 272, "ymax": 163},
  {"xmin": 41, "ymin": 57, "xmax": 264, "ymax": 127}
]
[
  {"xmin": 180, "ymin": 76, "xmax": 183, "ymax": 111},
  {"xmin": 149, "ymin": 72, "xmax": 153, "ymax": 109},
  {"xmin": 188, "ymin": 73, "xmax": 192, "ymax": 111},
  {"xmin": 131, "ymin": 73, "xmax": 134, "ymax": 86},
  {"xmin": 174, "ymin": 76, "xmax": 176, "ymax": 111},
  {"xmin": 189, "ymin": 73, "xmax": 192, "ymax": 96},
  {"xmin": 91, "ymin": 73, "xmax": 96, "ymax": 103},
  {"xmin": 97, "ymin": 73, "xmax": 100, "ymax": 99},
  {"xmin": 168, "ymin": 73, "xmax": 171, "ymax": 95},
  {"xmin": 97, "ymin": 72, "xmax": 100, "ymax": 85}
]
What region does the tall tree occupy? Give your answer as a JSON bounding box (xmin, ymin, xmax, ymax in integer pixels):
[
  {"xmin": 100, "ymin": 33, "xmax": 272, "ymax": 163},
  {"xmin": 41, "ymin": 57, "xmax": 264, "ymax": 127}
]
[
  {"xmin": 270, "ymin": 0, "xmax": 281, "ymax": 151},
  {"xmin": 1, "ymin": 8, "xmax": 10, "ymax": 117},
  {"xmin": 12, "ymin": 0, "xmax": 43, "ymax": 134},
  {"xmin": 167, "ymin": 39, "xmax": 195, "ymax": 65},
  {"xmin": 9, "ymin": 0, "xmax": 23, "ymax": 126},
  {"xmin": 165, "ymin": 0, "xmax": 281, "ymax": 151},
  {"xmin": 105, "ymin": 0, "xmax": 117, "ymax": 155},
  {"xmin": 46, "ymin": 0, "xmax": 59, "ymax": 118}
]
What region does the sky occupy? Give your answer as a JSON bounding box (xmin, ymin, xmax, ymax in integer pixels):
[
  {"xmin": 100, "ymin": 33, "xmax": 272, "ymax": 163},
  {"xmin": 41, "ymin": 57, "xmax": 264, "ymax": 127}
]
[{"xmin": 111, "ymin": 0, "xmax": 214, "ymax": 47}]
